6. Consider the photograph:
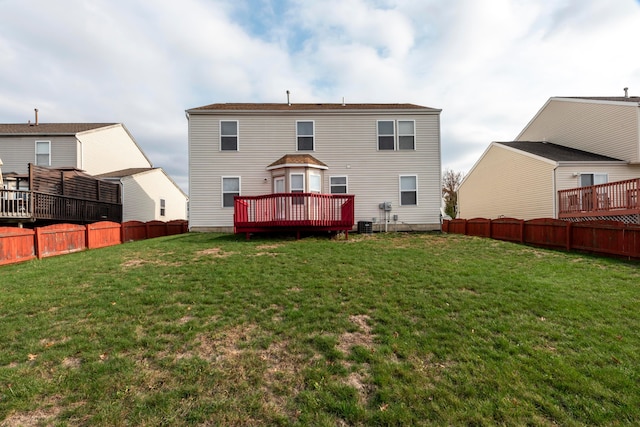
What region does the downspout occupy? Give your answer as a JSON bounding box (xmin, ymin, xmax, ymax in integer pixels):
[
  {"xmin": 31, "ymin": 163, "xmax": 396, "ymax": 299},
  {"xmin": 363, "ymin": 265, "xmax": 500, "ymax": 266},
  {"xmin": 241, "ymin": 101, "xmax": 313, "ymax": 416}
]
[{"xmin": 552, "ymin": 164, "xmax": 558, "ymax": 219}]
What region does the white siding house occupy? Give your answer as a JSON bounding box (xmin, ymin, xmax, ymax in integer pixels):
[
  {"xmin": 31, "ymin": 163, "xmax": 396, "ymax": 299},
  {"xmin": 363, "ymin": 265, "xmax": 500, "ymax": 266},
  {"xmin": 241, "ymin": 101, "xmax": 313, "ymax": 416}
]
[
  {"xmin": 97, "ymin": 168, "xmax": 188, "ymax": 222},
  {"xmin": 186, "ymin": 103, "xmax": 442, "ymax": 232}
]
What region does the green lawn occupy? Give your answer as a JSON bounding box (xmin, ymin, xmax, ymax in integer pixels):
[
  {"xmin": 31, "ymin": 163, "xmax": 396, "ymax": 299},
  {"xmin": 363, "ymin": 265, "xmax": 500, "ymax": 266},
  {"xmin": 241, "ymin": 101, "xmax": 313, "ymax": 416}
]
[{"xmin": 1, "ymin": 232, "xmax": 639, "ymax": 426}]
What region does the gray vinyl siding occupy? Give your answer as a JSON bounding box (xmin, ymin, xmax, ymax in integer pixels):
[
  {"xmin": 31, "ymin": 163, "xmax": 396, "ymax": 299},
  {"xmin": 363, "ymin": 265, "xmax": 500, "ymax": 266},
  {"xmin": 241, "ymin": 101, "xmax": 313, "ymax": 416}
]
[
  {"xmin": 555, "ymin": 164, "xmax": 640, "ymax": 193},
  {"xmin": 188, "ymin": 110, "xmax": 441, "ymax": 230},
  {"xmin": 0, "ymin": 135, "xmax": 77, "ymax": 173},
  {"xmin": 517, "ymin": 99, "xmax": 640, "ymax": 162}
]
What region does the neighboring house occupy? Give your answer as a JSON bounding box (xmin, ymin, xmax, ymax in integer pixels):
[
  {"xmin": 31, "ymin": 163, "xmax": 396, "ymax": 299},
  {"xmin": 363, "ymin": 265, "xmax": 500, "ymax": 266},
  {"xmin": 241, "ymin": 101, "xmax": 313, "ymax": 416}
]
[
  {"xmin": 186, "ymin": 102, "xmax": 442, "ymax": 233},
  {"xmin": 458, "ymin": 94, "xmax": 640, "ymax": 222},
  {"xmin": 0, "ymin": 121, "xmax": 186, "ymax": 223},
  {"xmin": 97, "ymin": 168, "xmax": 188, "ymax": 222}
]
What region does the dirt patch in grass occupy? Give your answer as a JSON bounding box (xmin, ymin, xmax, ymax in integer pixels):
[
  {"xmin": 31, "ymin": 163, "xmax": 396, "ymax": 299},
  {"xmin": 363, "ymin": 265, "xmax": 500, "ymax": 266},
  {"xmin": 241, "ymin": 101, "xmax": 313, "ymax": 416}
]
[
  {"xmin": 0, "ymin": 395, "xmax": 82, "ymax": 427},
  {"xmin": 61, "ymin": 357, "xmax": 82, "ymax": 369},
  {"xmin": 337, "ymin": 315, "xmax": 374, "ymax": 353},
  {"xmin": 256, "ymin": 244, "xmax": 284, "ymax": 250},
  {"xmin": 196, "ymin": 247, "xmax": 237, "ymax": 258}
]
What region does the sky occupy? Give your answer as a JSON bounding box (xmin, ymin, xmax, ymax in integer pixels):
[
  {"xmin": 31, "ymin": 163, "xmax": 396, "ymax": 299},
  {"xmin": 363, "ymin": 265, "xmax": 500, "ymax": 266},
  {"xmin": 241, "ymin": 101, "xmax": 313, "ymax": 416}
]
[{"xmin": 1, "ymin": 0, "xmax": 640, "ymax": 193}]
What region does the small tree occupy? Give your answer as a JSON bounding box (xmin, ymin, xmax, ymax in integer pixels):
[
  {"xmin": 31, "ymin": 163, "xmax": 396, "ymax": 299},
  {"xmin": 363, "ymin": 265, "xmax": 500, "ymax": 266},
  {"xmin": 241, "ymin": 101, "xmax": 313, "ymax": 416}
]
[{"xmin": 442, "ymin": 169, "xmax": 463, "ymax": 219}]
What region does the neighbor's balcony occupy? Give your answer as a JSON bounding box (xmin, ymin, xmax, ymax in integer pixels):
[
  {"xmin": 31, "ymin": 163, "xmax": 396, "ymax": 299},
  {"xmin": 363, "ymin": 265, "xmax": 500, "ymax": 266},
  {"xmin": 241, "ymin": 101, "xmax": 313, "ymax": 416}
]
[
  {"xmin": 558, "ymin": 178, "xmax": 640, "ymax": 219},
  {"xmin": 1, "ymin": 189, "xmax": 122, "ymax": 223},
  {"xmin": 234, "ymin": 193, "xmax": 355, "ymax": 238}
]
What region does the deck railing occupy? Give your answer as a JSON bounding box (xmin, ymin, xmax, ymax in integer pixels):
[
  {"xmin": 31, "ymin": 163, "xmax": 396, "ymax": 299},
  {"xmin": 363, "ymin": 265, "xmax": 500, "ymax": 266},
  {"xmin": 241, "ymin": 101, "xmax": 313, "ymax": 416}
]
[
  {"xmin": 0, "ymin": 190, "xmax": 32, "ymax": 219},
  {"xmin": 234, "ymin": 193, "xmax": 355, "ymax": 237},
  {"xmin": 1, "ymin": 189, "xmax": 122, "ymax": 223},
  {"xmin": 558, "ymin": 178, "xmax": 640, "ymax": 218}
]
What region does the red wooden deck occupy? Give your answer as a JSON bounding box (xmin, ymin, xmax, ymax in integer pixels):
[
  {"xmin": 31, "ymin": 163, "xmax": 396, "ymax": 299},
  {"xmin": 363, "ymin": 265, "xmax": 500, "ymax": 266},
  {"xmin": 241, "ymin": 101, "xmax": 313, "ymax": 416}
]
[
  {"xmin": 234, "ymin": 193, "xmax": 355, "ymax": 239},
  {"xmin": 558, "ymin": 178, "xmax": 640, "ymax": 221}
]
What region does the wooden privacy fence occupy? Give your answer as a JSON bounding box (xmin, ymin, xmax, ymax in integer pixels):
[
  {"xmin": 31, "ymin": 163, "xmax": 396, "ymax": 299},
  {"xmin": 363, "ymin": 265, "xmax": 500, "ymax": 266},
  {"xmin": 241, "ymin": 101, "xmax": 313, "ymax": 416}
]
[
  {"xmin": 443, "ymin": 217, "xmax": 640, "ymax": 259},
  {"xmin": 0, "ymin": 220, "xmax": 188, "ymax": 266}
]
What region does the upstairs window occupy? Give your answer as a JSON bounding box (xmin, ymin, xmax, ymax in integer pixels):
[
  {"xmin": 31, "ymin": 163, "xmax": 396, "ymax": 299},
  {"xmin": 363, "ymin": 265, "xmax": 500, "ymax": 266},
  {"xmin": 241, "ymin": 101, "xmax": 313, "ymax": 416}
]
[
  {"xmin": 400, "ymin": 175, "xmax": 417, "ymax": 205},
  {"xmin": 35, "ymin": 140, "xmax": 51, "ymax": 166},
  {"xmin": 297, "ymin": 121, "xmax": 314, "ymax": 151},
  {"xmin": 330, "ymin": 176, "xmax": 348, "ymax": 194},
  {"xmin": 377, "ymin": 121, "xmax": 395, "ymax": 150},
  {"xmin": 220, "ymin": 121, "xmax": 238, "ymax": 151},
  {"xmin": 160, "ymin": 199, "xmax": 166, "ymax": 216},
  {"xmin": 222, "ymin": 177, "xmax": 240, "ymax": 207},
  {"xmin": 398, "ymin": 120, "xmax": 415, "ymax": 150}
]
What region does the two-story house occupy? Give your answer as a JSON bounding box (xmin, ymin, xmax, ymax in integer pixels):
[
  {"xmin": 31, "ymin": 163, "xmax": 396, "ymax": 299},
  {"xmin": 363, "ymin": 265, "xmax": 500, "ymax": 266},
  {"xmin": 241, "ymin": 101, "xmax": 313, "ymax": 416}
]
[
  {"xmin": 458, "ymin": 94, "xmax": 640, "ymax": 222},
  {"xmin": 186, "ymin": 102, "xmax": 442, "ymax": 233},
  {"xmin": 0, "ymin": 122, "xmax": 187, "ymax": 223}
]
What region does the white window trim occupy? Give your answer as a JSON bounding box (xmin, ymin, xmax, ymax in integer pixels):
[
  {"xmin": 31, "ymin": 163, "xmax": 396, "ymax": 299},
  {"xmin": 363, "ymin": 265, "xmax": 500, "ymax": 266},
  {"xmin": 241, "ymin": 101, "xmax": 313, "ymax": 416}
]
[
  {"xmin": 330, "ymin": 175, "xmax": 348, "ymax": 194},
  {"xmin": 220, "ymin": 120, "xmax": 239, "ymax": 151},
  {"xmin": 399, "ymin": 174, "xmax": 418, "ymax": 206},
  {"xmin": 309, "ymin": 172, "xmax": 321, "ymax": 193},
  {"xmin": 35, "ymin": 140, "xmax": 51, "ymax": 166},
  {"xmin": 296, "ymin": 120, "xmax": 315, "ymax": 151},
  {"xmin": 579, "ymin": 172, "xmax": 608, "ymax": 186},
  {"xmin": 160, "ymin": 198, "xmax": 166, "ymax": 217},
  {"xmin": 377, "ymin": 120, "xmax": 395, "ymax": 151},
  {"xmin": 290, "ymin": 173, "xmax": 305, "ymax": 192},
  {"xmin": 221, "ymin": 176, "xmax": 241, "ymax": 208},
  {"xmin": 397, "ymin": 119, "xmax": 416, "ymax": 150}
]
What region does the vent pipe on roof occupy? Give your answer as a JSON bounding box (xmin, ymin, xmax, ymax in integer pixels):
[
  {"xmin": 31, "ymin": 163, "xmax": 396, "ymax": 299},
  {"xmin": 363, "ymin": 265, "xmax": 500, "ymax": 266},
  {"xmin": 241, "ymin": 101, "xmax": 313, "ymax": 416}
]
[
  {"xmin": 34, "ymin": 108, "xmax": 39, "ymax": 126},
  {"xmin": 286, "ymin": 90, "xmax": 291, "ymax": 106},
  {"xmin": 624, "ymin": 87, "xmax": 629, "ymax": 98},
  {"xmin": 342, "ymin": 97, "xmax": 346, "ymax": 106}
]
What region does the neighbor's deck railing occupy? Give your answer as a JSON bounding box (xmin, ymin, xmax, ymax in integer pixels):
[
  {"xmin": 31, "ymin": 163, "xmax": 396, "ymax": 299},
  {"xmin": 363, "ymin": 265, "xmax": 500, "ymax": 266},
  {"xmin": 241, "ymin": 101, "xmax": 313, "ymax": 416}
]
[
  {"xmin": 234, "ymin": 193, "xmax": 355, "ymax": 237},
  {"xmin": 1, "ymin": 189, "xmax": 122, "ymax": 223},
  {"xmin": 558, "ymin": 178, "xmax": 640, "ymax": 218},
  {"xmin": 0, "ymin": 190, "xmax": 32, "ymax": 219}
]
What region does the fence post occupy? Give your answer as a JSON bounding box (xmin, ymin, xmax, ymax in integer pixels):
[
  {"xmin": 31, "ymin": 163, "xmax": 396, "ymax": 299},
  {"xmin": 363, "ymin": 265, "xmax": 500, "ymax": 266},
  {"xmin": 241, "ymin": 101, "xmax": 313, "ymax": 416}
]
[
  {"xmin": 519, "ymin": 219, "xmax": 525, "ymax": 244},
  {"xmin": 566, "ymin": 221, "xmax": 573, "ymax": 252}
]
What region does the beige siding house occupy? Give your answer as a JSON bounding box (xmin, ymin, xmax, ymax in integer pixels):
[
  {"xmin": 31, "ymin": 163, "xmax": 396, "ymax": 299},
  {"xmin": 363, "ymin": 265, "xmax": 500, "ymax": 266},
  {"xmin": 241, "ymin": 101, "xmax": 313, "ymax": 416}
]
[
  {"xmin": 0, "ymin": 122, "xmax": 186, "ymax": 222},
  {"xmin": 98, "ymin": 168, "xmax": 188, "ymax": 222},
  {"xmin": 186, "ymin": 103, "xmax": 442, "ymax": 232},
  {"xmin": 459, "ymin": 95, "xmax": 640, "ymax": 220}
]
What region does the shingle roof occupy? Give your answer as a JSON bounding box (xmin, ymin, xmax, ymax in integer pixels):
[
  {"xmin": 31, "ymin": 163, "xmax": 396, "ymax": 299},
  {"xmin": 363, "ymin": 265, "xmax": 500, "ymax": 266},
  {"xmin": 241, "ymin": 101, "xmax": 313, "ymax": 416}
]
[
  {"xmin": 0, "ymin": 123, "xmax": 116, "ymax": 135},
  {"xmin": 267, "ymin": 154, "xmax": 328, "ymax": 169},
  {"xmin": 188, "ymin": 103, "xmax": 438, "ymax": 112},
  {"xmin": 96, "ymin": 168, "xmax": 157, "ymax": 178},
  {"xmin": 559, "ymin": 96, "xmax": 640, "ymax": 103},
  {"xmin": 496, "ymin": 141, "xmax": 623, "ymax": 162}
]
